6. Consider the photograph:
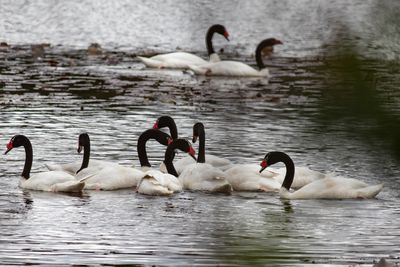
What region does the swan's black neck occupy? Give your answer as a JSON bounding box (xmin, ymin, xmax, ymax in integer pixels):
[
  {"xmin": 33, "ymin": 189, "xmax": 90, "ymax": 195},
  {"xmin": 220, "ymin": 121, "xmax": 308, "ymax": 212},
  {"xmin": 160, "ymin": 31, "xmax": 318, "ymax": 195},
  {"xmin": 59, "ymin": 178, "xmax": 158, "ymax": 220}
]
[
  {"xmin": 206, "ymin": 24, "xmax": 227, "ymax": 56},
  {"xmin": 255, "ymin": 43, "xmax": 266, "ymax": 70},
  {"xmin": 20, "ymin": 136, "xmax": 33, "ymax": 179},
  {"xmin": 279, "ymin": 153, "xmax": 295, "ymax": 190},
  {"xmin": 137, "ymin": 129, "xmax": 171, "ymax": 168},
  {"xmin": 157, "ymin": 116, "xmax": 178, "ymax": 139},
  {"xmin": 77, "ymin": 134, "xmax": 90, "ymax": 174},
  {"xmin": 206, "ymin": 26, "xmax": 217, "ymax": 55},
  {"xmin": 194, "ymin": 123, "xmax": 206, "ymax": 163},
  {"xmin": 164, "ymin": 139, "xmax": 190, "ymax": 177}
]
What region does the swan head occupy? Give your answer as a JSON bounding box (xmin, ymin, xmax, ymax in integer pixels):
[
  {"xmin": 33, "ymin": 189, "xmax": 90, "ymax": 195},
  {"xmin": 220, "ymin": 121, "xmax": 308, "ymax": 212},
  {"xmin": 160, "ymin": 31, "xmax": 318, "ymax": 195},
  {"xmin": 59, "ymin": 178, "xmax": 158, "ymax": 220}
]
[
  {"xmin": 77, "ymin": 133, "xmax": 90, "ymax": 153},
  {"xmin": 152, "ymin": 116, "xmax": 178, "ymax": 139},
  {"xmin": 255, "ymin": 38, "xmax": 283, "ymax": 69},
  {"xmin": 169, "ymin": 138, "xmax": 196, "ymax": 161},
  {"xmin": 153, "ymin": 116, "xmax": 173, "ymax": 129},
  {"xmin": 4, "ymin": 135, "xmax": 26, "ymax": 154},
  {"xmin": 192, "ymin": 122, "xmax": 205, "ymax": 143},
  {"xmin": 209, "ymin": 24, "xmax": 230, "ymax": 41},
  {"xmin": 259, "ymin": 151, "xmax": 284, "ymax": 173}
]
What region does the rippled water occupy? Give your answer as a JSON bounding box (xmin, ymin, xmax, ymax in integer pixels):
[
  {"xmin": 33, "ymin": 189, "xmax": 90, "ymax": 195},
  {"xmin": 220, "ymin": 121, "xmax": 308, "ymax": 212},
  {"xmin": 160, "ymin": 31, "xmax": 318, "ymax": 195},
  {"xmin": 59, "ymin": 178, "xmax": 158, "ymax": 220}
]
[{"xmin": 1, "ymin": 0, "xmax": 400, "ymax": 266}]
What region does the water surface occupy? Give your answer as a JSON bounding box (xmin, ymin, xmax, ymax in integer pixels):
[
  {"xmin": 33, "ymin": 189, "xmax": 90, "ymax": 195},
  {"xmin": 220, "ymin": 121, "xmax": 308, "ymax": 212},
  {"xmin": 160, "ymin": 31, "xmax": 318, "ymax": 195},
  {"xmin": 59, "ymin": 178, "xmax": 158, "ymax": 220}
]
[{"xmin": 1, "ymin": 0, "xmax": 400, "ymax": 266}]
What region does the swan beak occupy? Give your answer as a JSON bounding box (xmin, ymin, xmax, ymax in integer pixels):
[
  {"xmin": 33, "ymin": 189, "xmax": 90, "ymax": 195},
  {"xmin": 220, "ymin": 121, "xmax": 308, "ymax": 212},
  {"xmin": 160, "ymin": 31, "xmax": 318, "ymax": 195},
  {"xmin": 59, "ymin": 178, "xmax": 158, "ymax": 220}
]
[
  {"xmin": 189, "ymin": 146, "xmax": 196, "ymax": 161},
  {"xmin": 192, "ymin": 135, "xmax": 198, "ymax": 143},
  {"xmin": 167, "ymin": 138, "xmax": 173, "ymax": 145},
  {"xmin": 259, "ymin": 159, "xmax": 268, "ymax": 173},
  {"xmin": 77, "ymin": 145, "xmax": 83, "ymax": 153},
  {"xmin": 224, "ymin": 31, "xmax": 230, "ymax": 41},
  {"xmin": 4, "ymin": 142, "xmax": 13, "ymax": 155},
  {"xmin": 153, "ymin": 121, "xmax": 159, "ymax": 129}
]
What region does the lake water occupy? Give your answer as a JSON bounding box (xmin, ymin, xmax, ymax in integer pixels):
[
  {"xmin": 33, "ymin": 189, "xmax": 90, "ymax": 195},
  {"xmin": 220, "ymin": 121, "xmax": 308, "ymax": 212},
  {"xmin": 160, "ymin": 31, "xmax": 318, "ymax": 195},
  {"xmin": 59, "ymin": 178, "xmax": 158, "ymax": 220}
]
[{"xmin": 1, "ymin": 0, "xmax": 400, "ymax": 266}]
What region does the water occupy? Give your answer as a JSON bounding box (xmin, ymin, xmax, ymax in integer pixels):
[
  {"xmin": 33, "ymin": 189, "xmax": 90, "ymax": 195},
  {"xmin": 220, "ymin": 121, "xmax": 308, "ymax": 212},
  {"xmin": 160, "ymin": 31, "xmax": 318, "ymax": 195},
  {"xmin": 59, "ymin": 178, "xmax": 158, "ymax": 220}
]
[{"xmin": 1, "ymin": 0, "xmax": 400, "ymax": 266}]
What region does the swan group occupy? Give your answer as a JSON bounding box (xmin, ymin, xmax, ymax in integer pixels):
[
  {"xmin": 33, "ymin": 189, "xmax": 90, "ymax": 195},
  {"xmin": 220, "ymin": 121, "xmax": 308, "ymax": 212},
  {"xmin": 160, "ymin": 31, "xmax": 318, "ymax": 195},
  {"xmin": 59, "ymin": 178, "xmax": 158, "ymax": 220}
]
[
  {"xmin": 3, "ymin": 23, "xmax": 384, "ymax": 200},
  {"xmin": 4, "ymin": 117, "xmax": 384, "ymax": 199}
]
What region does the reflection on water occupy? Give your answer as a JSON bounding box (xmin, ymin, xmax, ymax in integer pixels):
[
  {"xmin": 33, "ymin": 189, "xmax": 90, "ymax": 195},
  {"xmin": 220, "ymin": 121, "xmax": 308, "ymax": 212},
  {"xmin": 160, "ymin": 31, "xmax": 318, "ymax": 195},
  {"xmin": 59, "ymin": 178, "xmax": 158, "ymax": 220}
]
[{"xmin": 1, "ymin": 0, "xmax": 400, "ymax": 266}]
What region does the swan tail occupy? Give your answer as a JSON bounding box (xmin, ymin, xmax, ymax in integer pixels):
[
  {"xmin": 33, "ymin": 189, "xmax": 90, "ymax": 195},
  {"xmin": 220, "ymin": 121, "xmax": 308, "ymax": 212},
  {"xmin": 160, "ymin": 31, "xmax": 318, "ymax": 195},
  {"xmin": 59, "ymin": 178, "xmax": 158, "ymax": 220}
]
[
  {"xmin": 137, "ymin": 56, "xmax": 163, "ymax": 68},
  {"xmin": 358, "ymin": 184, "xmax": 383, "ymax": 198}
]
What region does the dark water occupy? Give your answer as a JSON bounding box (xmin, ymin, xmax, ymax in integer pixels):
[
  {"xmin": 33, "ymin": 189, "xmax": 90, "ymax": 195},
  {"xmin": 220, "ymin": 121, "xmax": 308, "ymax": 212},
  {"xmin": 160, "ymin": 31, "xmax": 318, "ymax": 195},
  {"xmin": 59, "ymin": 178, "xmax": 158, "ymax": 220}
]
[{"xmin": 1, "ymin": 0, "xmax": 400, "ymax": 266}]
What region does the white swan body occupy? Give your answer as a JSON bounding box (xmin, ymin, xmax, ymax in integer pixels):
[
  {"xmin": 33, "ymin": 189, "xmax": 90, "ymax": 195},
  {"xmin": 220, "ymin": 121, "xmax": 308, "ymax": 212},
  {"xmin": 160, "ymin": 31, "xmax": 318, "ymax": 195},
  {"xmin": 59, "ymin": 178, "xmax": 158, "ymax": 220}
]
[
  {"xmin": 224, "ymin": 164, "xmax": 281, "ymax": 191},
  {"xmin": 137, "ymin": 52, "xmax": 214, "ymax": 69},
  {"xmin": 189, "ymin": 61, "xmax": 270, "ymax": 77},
  {"xmin": 280, "ymin": 176, "xmax": 383, "ymax": 199},
  {"xmin": 19, "ymin": 171, "xmax": 86, "ymax": 192},
  {"xmin": 45, "ymin": 159, "xmax": 112, "ymax": 175},
  {"xmin": 75, "ymin": 164, "xmax": 145, "ymax": 190},
  {"xmin": 137, "ymin": 169, "xmax": 182, "ymax": 196},
  {"xmin": 178, "ymin": 163, "xmax": 232, "ymax": 193}
]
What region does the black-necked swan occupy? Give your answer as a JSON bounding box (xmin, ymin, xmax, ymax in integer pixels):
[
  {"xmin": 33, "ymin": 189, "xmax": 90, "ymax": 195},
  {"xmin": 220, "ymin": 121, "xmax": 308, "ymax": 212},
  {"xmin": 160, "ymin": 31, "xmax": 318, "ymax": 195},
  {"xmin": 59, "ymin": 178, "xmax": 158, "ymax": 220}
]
[
  {"xmin": 260, "ymin": 151, "xmax": 383, "ymax": 199},
  {"xmin": 167, "ymin": 132, "xmax": 232, "ymax": 194},
  {"xmin": 74, "ymin": 133, "xmax": 145, "ymax": 190},
  {"xmin": 137, "ymin": 24, "xmax": 229, "ymax": 69},
  {"xmin": 223, "ymin": 159, "xmax": 326, "ymax": 191},
  {"xmin": 45, "ymin": 133, "xmax": 113, "ymax": 175},
  {"xmin": 189, "ymin": 38, "xmax": 282, "ymax": 77},
  {"xmin": 136, "ymin": 130, "xmax": 189, "ymax": 196},
  {"xmin": 5, "ymin": 135, "xmax": 86, "ymax": 192},
  {"xmin": 153, "ymin": 116, "xmax": 232, "ymax": 174}
]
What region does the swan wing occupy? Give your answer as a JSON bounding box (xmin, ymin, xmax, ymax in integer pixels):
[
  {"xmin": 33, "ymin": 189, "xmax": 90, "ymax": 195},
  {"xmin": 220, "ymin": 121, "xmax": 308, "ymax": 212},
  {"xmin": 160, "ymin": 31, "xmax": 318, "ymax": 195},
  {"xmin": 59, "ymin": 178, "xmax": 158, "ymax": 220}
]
[
  {"xmin": 138, "ymin": 52, "xmax": 207, "ymax": 69},
  {"xmin": 224, "ymin": 164, "xmax": 280, "ymax": 191},
  {"xmin": 81, "ymin": 165, "xmax": 144, "ymax": 190},
  {"xmin": 179, "ymin": 163, "xmax": 231, "ymax": 193},
  {"xmin": 137, "ymin": 175, "xmax": 173, "ymax": 196}
]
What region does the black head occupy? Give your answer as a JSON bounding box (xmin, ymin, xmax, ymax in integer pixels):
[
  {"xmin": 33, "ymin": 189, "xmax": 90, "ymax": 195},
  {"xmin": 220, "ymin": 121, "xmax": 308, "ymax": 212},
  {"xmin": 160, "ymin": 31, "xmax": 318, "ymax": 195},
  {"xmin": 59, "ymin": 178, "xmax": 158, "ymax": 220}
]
[
  {"xmin": 259, "ymin": 151, "xmax": 284, "ymax": 173},
  {"xmin": 209, "ymin": 24, "xmax": 230, "ymax": 41},
  {"xmin": 261, "ymin": 38, "xmax": 283, "ymax": 47},
  {"xmin": 77, "ymin": 133, "xmax": 90, "ymax": 153},
  {"xmin": 153, "ymin": 116, "xmax": 173, "ymax": 129},
  {"xmin": 4, "ymin": 135, "xmax": 27, "ymax": 154},
  {"xmin": 192, "ymin": 122, "xmax": 205, "ymax": 143},
  {"xmin": 170, "ymin": 139, "xmax": 196, "ymax": 160}
]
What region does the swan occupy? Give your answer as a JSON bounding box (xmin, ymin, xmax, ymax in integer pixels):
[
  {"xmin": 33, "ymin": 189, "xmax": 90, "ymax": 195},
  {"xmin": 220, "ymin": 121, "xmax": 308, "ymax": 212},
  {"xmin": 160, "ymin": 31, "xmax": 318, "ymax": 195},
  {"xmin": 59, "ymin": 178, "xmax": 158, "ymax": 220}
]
[
  {"xmin": 153, "ymin": 116, "xmax": 232, "ymax": 173},
  {"xmin": 189, "ymin": 38, "xmax": 282, "ymax": 77},
  {"xmin": 135, "ymin": 129, "xmax": 182, "ymax": 196},
  {"xmin": 224, "ymin": 161, "xmax": 325, "ymax": 191},
  {"xmin": 137, "ymin": 24, "xmax": 229, "ymax": 69},
  {"xmin": 45, "ymin": 133, "xmax": 113, "ymax": 175},
  {"xmin": 259, "ymin": 151, "xmax": 383, "ymax": 199},
  {"xmin": 74, "ymin": 133, "xmax": 145, "ymax": 190},
  {"xmin": 166, "ymin": 131, "xmax": 232, "ymax": 193},
  {"xmin": 4, "ymin": 135, "xmax": 87, "ymax": 192}
]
